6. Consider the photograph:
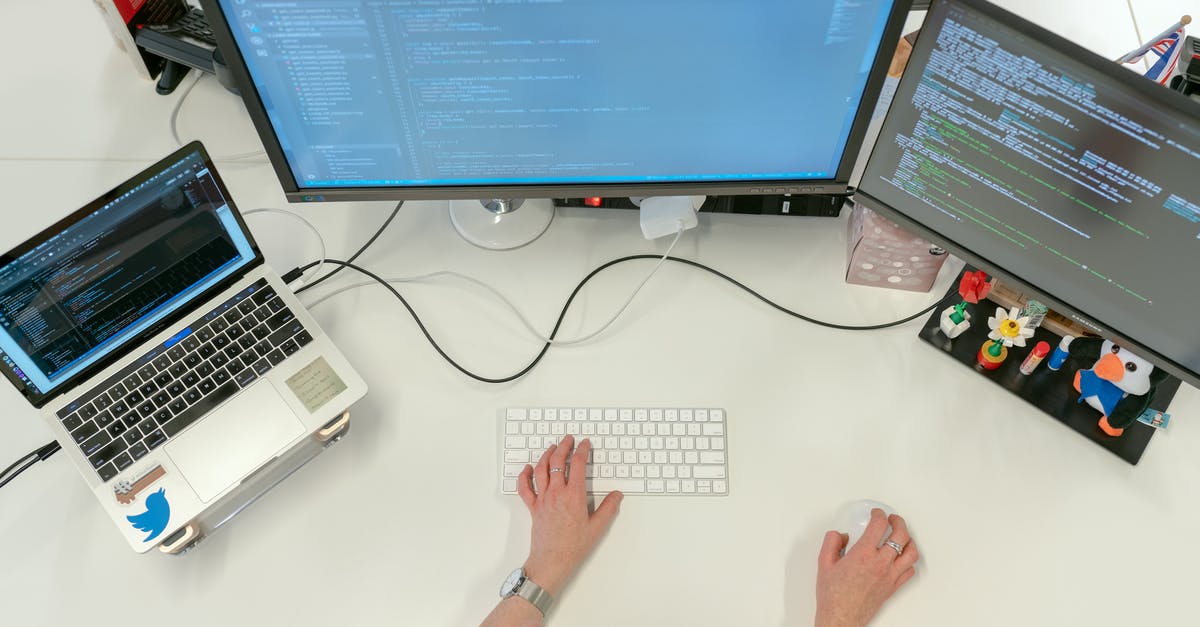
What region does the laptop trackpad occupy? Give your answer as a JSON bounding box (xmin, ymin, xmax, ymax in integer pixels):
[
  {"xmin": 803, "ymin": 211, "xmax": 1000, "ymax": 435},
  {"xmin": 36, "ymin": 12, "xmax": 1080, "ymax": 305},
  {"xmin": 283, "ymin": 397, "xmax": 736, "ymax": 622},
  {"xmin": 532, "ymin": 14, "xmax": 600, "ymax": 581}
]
[{"xmin": 166, "ymin": 381, "xmax": 305, "ymax": 503}]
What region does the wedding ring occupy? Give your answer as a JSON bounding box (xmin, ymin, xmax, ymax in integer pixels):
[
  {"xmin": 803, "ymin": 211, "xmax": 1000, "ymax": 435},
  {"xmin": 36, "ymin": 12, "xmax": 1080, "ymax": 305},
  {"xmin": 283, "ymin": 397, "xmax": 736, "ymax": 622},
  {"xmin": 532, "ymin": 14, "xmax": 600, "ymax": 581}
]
[
  {"xmin": 549, "ymin": 467, "xmax": 566, "ymax": 474},
  {"xmin": 884, "ymin": 540, "xmax": 904, "ymax": 556}
]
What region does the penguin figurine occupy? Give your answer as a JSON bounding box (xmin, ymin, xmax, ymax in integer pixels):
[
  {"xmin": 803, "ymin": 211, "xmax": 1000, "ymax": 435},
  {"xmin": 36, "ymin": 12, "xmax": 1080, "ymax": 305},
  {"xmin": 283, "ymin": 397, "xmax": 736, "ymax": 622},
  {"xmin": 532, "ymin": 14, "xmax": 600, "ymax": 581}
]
[{"xmin": 1068, "ymin": 338, "xmax": 1169, "ymax": 437}]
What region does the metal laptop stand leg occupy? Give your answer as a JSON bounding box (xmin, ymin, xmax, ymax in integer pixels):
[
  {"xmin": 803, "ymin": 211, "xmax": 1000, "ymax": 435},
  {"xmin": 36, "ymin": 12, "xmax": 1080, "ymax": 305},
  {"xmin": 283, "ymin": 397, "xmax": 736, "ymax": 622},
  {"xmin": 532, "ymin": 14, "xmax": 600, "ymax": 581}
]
[{"xmin": 156, "ymin": 409, "xmax": 353, "ymax": 555}]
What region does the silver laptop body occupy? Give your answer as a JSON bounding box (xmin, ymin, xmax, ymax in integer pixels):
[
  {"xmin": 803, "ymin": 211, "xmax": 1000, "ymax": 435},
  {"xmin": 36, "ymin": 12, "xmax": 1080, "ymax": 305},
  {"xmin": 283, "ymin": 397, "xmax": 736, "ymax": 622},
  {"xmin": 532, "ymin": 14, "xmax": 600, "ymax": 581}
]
[{"xmin": 0, "ymin": 142, "xmax": 367, "ymax": 552}]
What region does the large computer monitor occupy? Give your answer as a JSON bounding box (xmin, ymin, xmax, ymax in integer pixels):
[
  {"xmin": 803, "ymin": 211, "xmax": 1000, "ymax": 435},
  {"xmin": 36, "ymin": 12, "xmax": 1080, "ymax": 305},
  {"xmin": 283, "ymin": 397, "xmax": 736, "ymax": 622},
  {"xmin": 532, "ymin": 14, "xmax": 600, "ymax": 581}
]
[
  {"xmin": 856, "ymin": 0, "xmax": 1200, "ymax": 388},
  {"xmin": 202, "ymin": 0, "xmax": 910, "ymax": 206}
]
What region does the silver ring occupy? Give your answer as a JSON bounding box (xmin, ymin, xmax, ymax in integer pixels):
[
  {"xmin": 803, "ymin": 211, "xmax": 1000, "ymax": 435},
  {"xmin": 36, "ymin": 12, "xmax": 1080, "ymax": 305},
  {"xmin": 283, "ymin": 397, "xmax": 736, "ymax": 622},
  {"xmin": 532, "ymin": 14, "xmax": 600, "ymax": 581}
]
[
  {"xmin": 884, "ymin": 540, "xmax": 904, "ymax": 556},
  {"xmin": 549, "ymin": 467, "xmax": 566, "ymax": 474}
]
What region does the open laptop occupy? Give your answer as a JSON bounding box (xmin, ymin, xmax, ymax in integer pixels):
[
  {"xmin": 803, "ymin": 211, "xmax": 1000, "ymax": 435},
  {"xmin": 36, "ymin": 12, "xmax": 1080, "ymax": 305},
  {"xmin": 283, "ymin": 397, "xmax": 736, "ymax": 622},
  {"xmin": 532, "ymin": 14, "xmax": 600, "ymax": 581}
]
[{"xmin": 0, "ymin": 142, "xmax": 367, "ymax": 552}]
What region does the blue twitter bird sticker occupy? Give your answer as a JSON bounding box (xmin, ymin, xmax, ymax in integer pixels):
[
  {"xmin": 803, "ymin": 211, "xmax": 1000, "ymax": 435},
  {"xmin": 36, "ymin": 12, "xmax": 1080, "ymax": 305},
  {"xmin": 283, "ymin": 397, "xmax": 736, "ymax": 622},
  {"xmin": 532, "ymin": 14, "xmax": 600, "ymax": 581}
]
[{"xmin": 127, "ymin": 487, "xmax": 171, "ymax": 542}]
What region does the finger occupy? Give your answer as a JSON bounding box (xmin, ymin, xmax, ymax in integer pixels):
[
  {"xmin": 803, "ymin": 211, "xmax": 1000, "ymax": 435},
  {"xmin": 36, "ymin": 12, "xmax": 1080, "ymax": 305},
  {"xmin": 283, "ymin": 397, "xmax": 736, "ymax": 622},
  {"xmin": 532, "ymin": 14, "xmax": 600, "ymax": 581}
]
[
  {"xmin": 588, "ymin": 490, "xmax": 624, "ymax": 539},
  {"xmin": 894, "ymin": 566, "xmax": 916, "ymax": 591},
  {"xmin": 818, "ymin": 530, "xmax": 848, "ymax": 569},
  {"xmin": 858, "ymin": 508, "xmax": 890, "ymax": 551},
  {"xmin": 885, "ymin": 514, "xmax": 911, "ymax": 550},
  {"xmin": 893, "ymin": 539, "xmax": 920, "ymax": 574},
  {"xmin": 569, "ymin": 438, "xmax": 592, "ymax": 493},
  {"xmin": 534, "ymin": 443, "xmax": 556, "ymax": 494},
  {"xmin": 516, "ymin": 465, "xmax": 536, "ymax": 510},
  {"xmin": 548, "ymin": 435, "xmax": 574, "ymax": 486}
]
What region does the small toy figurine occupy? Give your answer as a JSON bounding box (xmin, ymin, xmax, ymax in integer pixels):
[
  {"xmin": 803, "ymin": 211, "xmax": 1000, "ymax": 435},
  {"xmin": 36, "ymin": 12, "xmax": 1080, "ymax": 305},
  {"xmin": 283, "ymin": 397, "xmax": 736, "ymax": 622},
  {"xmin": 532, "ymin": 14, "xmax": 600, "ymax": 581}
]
[
  {"xmin": 940, "ymin": 270, "xmax": 993, "ymax": 339},
  {"xmin": 1068, "ymin": 338, "xmax": 1171, "ymax": 437},
  {"xmin": 977, "ymin": 306, "xmax": 1035, "ymax": 370}
]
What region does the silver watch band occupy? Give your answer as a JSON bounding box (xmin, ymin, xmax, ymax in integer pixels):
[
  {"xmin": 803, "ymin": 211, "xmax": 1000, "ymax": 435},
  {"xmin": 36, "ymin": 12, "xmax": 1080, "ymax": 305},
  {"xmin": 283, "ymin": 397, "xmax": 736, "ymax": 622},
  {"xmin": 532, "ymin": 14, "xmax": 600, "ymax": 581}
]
[{"xmin": 516, "ymin": 578, "xmax": 554, "ymax": 616}]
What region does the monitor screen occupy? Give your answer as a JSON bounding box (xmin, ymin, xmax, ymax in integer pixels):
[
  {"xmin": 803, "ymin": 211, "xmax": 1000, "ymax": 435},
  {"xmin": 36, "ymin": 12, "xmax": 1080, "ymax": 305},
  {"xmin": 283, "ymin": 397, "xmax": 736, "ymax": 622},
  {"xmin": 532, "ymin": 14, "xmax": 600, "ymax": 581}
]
[
  {"xmin": 204, "ymin": 0, "xmax": 909, "ymax": 201},
  {"xmin": 0, "ymin": 145, "xmax": 257, "ymax": 404},
  {"xmin": 857, "ymin": 0, "xmax": 1200, "ymax": 386}
]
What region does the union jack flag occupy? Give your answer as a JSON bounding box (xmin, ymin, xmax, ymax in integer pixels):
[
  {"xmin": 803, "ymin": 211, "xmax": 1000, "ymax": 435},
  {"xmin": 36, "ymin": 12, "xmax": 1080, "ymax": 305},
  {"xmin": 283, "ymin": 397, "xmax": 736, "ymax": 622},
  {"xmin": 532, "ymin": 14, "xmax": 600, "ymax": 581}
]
[{"xmin": 1127, "ymin": 28, "xmax": 1186, "ymax": 85}]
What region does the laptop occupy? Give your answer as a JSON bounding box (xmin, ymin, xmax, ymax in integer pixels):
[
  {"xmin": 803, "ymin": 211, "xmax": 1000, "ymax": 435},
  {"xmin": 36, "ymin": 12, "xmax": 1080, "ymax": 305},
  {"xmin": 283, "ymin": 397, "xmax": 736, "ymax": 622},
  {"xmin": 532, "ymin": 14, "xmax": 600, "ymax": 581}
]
[{"xmin": 0, "ymin": 142, "xmax": 367, "ymax": 552}]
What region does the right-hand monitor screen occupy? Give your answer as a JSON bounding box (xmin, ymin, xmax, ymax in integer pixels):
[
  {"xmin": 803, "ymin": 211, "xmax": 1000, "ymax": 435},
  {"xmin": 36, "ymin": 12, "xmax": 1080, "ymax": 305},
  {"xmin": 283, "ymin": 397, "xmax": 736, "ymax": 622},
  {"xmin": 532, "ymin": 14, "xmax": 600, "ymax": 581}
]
[{"xmin": 859, "ymin": 0, "xmax": 1200, "ymax": 383}]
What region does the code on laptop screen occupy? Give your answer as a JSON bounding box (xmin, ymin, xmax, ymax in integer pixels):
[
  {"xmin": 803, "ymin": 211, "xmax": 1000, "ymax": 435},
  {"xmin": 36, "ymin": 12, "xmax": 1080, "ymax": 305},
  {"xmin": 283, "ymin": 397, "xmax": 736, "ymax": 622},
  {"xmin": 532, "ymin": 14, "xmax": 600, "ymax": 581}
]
[{"xmin": 0, "ymin": 151, "xmax": 255, "ymax": 396}]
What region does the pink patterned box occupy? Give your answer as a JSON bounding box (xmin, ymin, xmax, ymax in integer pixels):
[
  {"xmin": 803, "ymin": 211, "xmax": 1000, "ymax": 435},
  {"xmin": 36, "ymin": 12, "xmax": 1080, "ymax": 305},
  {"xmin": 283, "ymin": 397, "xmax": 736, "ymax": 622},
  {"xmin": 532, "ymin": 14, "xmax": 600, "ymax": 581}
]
[{"xmin": 845, "ymin": 203, "xmax": 949, "ymax": 292}]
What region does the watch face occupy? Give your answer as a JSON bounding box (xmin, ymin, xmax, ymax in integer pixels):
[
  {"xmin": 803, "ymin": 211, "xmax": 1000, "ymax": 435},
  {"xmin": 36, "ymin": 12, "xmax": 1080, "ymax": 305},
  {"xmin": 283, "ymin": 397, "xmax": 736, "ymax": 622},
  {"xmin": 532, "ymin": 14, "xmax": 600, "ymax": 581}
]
[{"xmin": 500, "ymin": 568, "xmax": 525, "ymax": 597}]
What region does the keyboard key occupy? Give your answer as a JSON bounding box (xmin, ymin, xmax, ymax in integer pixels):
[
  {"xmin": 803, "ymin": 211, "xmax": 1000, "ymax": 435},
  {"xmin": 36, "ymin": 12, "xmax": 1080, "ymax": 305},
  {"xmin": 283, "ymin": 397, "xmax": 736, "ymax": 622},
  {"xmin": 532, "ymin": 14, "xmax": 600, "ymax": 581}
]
[
  {"xmin": 154, "ymin": 408, "xmax": 172, "ymax": 424},
  {"xmin": 123, "ymin": 373, "xmax": 142, "ymax": 391},
  {"xmin": 252, "ymin": 286, "xmax": 277, "ymax": 306},
  {"xmin": 113, "ymin": 453, "xmax": 134, "ymax": 472},
  {"xmin": 72, "ymin": 420, "xmax": 99, "ymax": 444},
  {"xmin": 153, "ymin": 391, "xmax": 171, "ymax": 408},
  {"xmin": 82, "ymin": 430, "xmax": 113, "ymax": 459},
  {"xmin": 196, "ymin": 362, "xmax": 215, "ymax": 378},
  {"xmin": 238, "ymin": 299, "xmax": 257, "ymax": 315},
  {"xmin": 585, "ymin": 479, "xmax": 646, "ymax": 494},
  {"xmin": 145, "ymin": 430, "xmax": 167, "ymax": 450},
  {"xmin": 183, "ymin": 372, "xmax": 200, "ymax": 387},
  {"xmin": 251, "ymin": 324, "xmax": 270, "ymax": 341},
  {"xmin": 161, "ymin": 381, "xmax": 239, "ymax": 438},
  {"xmin": 169, "ymin": 398, "xmax": 189, "ymax": 414},
  {"xmin": 198, "ymin": 344, "xmax": 215, "ymax": 359},
  {"xmin": 213, "ymin": 334, "xmax": 230, "ymax": 350},
  {"xmin": 182, "ymin": 336, "xmax": 201, "ymax": 352},
  {"xmin": 169, "ymin": 362, "xmax": 188, "ymax": 378},
  {"xmin": 238, "ymin": 334, "xmax": 257, "ymax": 350},
  {"xmin": 268, "ymin": 319, "xmax": 305, "ymax": 347},
  {"xmin": 97, "ymin": 463, "xmax": 118, "ymax": 482},
  {"xmin": 213, "ymin": 368, "xmax": 231, "ymax": 385},
  {"xmin": 152, "ymin": 355, "xmax": 172, "ymax": 372},
  {"xmin": 212, "ymin": 352, "xmax": 230, "ymax": 368},
  {"xmin": 235, "ymin": 368, "xmax": 258, "ymax": 387},
  {"xmin": 140, "ymin": 421, "xmax": 157, "ymax": 437},
  {"xmin": 167, "ymin": 346, "xmax": 187, "ymax": 362},
  {"xmin": 125, "ymin": 391, "xmax": 144, "ymax": 406},
  {"xmin": 129, "ymin": 442, "xmax": 149, "ymax": 461},
  {"xmin": 93, "ymin": 395, "xmax": 112, "ymax": 411},
  {"xmin": 197, "ymin": 327, "xmax": 214, "ymax": 342},
  {"xmin": 138, "ymin": 365, "xmax": 157, "ymax": 381},
  {"xmin": 212, "ymin": 318, "xmax": 229, "ymax": 334},
  {"xmin": 295, "ymin": 330, "xmax": 313, "ymax": 347},
  {"xmin": 167, "ymin": 382, "xmax": 185, "ymax": 397},
  {"xmin": 79, "ymin": 404, "xmax": 97, "ymax": 420},
  {"xmin": 281, "ymin": 339, "xmax": 301, "ymax": 356},
  {"xmin": 198, "ymin": 378, "xmax": 216, "ymax": 395},
  {"xmin": 61, "ymin": 413, "xmax": 83, "ymax": 431},
  {"xmin": 267, "ymin": 349, "xmax": 286, "ymax": 366},
  {"xmin": 107, "ymin": 421, "xmax": 127, "ymax": 439},
  {"xmin": 154, "ymin": 372, "xmax": 173, "ymax": 388},
  {"xmin": 227, "ymin": 358, "xmax": 246, "ymax": 375},
  {"xmin": 253, "ymin": 358, "xmax": 272, "ymax": 375}
]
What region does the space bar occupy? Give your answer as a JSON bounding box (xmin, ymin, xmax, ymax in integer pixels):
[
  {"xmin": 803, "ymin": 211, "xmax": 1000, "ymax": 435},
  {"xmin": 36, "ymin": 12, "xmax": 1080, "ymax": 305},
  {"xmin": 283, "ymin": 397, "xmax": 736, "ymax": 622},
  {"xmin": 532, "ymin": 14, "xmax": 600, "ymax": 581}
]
[
  {"xmin": 585, "ymin": 479, "xmax": 646, "ymax": 494},
  {"xmin": 161, "ymin": 382, "xmax": 240, "ymax": 438}
]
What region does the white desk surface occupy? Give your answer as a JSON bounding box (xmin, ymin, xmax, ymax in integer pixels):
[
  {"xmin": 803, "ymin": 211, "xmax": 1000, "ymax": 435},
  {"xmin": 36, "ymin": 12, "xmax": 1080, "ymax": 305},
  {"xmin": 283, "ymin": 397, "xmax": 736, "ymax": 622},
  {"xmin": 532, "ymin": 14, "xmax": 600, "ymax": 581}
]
[{"xmin": 2, "ymin": 2, "xmax": 1198, "ymax": 626}]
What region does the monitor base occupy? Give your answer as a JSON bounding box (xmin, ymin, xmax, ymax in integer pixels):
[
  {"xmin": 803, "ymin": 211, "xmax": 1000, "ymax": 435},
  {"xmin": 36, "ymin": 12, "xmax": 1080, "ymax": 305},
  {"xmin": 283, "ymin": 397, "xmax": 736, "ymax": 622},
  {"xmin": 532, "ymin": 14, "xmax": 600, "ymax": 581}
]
[{"xmin": 449, "ymin": 199, "xmax": 555, "ymax": 250}]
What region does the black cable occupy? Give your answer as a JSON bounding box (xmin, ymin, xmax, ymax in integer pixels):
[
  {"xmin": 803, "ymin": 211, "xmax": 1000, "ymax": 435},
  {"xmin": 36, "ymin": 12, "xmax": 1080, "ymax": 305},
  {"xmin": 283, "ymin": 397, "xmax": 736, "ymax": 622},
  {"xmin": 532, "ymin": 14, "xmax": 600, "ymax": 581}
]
[
  {"xmin": 0, "ymin": 441, "xmax": 60, "ymax": 490},
  {"xmin": 297, "ymin": 255, "xmax": 942, "ymax": 383},
  {"xmin": 295, "ymin": 201, "xmax": 404, "ymax": 294}
]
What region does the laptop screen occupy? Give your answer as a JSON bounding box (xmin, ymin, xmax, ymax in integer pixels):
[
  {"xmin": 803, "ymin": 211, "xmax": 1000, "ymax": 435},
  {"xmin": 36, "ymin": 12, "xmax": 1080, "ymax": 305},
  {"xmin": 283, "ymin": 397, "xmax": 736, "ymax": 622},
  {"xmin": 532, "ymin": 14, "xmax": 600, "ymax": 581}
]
[{"xmin": 0, "ymin": 146, "xmax": 257, "ymax": 403}]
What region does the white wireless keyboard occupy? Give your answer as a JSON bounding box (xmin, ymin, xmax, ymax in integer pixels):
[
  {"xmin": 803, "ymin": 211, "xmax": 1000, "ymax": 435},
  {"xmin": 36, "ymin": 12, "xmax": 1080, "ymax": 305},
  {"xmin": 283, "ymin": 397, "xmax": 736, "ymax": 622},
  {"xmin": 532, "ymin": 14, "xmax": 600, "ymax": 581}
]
[{"xmin": 500, "ymin": 407, "xmax": 729, "ymax": 496}]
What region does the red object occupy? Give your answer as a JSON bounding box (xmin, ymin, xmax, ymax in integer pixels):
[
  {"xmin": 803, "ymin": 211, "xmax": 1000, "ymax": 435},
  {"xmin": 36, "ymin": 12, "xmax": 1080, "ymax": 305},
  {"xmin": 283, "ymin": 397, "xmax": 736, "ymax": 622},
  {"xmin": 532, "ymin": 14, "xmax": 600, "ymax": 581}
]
[
  {"xmin": 584, "ymin": 197, "xmax": 603, "ymax": 207},
  {"xmin": 1019, "ymin": 341, "xmax": 1051, "ymax": 375},
  {"xmin": 958, "ymin": 270, "xmax": 992, "ymax": 304}
]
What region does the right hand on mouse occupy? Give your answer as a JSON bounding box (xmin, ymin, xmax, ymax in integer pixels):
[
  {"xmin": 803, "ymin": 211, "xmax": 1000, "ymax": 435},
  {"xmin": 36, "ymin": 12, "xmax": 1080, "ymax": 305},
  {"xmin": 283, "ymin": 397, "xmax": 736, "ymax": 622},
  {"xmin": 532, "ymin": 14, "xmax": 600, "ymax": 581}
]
[{"xmin": 815, "ymin": 509, "xmax": 919, "ymax": 627}]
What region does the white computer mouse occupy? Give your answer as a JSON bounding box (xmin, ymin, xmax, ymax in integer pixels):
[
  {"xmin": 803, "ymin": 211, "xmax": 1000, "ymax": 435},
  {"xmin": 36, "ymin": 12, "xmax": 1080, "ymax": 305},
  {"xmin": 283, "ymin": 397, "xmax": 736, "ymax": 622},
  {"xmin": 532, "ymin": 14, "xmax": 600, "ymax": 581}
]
[{"xmin": 834, "ymin": 499, "xmax": 895, "ymax": 554}]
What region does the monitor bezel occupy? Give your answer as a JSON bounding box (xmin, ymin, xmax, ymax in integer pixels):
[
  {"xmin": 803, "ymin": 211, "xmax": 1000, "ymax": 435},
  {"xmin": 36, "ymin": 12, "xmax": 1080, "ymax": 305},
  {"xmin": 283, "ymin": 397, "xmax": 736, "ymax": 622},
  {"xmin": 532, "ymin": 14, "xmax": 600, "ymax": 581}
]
[
  {"xmin": 0, "ymin": 141, "xmax": 265, "ymax": 408},
  {"xmin": 855, "ymin": 0, "xmax": 1200, "ymax": 390},
  {"xmin": 201, "ymin": 0, "xmax": 914, "ymax": 202}
]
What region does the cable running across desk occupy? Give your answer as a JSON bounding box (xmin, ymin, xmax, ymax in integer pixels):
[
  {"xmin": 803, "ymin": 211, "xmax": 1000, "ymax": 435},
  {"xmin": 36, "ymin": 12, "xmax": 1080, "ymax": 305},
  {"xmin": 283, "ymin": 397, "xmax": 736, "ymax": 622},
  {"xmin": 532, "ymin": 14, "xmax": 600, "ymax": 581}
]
[{"xmin": 296, "ymin": 255, "xmax": 941, "ymax": 384}]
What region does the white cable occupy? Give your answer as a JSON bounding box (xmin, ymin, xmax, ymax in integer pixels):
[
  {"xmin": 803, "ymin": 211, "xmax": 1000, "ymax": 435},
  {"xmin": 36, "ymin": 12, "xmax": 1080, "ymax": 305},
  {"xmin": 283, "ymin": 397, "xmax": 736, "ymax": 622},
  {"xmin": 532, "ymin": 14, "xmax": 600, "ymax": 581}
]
[
  {"xmin": 169, "ymin": 73, "xmax": 267, "ymax": 162},
  {"xmin": 242, "ymin": 208, "xmax": 326, "ymax": 286},
  {"xmin": 303, "ymin": 224, "xmax": 687, "ymax": 346}
]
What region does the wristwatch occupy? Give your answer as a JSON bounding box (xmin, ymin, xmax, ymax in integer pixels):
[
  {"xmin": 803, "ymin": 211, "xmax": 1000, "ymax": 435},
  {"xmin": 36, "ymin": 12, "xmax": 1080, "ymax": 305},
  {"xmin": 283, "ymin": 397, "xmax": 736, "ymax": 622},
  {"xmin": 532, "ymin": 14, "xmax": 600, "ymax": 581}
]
[{"xmin": 499, "ymin": 567, "xmax": 554, "ymax": 616}]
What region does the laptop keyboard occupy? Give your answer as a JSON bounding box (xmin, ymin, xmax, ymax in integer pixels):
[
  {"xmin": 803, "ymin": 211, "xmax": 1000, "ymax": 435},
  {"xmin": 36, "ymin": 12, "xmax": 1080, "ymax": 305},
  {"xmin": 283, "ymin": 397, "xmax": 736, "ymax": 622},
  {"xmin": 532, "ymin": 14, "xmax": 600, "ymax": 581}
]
[{"xmin": 55, "ymin": 279, "xmax": 313, "ymax": 483}]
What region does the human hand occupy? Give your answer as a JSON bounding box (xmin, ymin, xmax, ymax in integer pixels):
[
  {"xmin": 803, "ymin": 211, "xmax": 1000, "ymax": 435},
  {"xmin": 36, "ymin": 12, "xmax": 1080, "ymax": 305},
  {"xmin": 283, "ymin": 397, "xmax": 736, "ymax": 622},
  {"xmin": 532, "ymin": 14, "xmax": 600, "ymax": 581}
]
[
  {"xmin": 517, "ymin": 435, "xmax": 623, "ymax": 596},
  {"xmin": 815, "ymin": 509, "xmax": 919, "ymax": 627}
]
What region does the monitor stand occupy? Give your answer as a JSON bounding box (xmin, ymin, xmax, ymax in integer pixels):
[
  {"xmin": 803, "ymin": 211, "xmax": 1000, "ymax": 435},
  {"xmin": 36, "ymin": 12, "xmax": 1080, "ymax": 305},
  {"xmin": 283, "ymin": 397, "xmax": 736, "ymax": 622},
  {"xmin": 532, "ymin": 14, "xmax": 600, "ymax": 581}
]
[{"xmin": 448, "ymin": 199, "xmax": 555, "ymax": 250}]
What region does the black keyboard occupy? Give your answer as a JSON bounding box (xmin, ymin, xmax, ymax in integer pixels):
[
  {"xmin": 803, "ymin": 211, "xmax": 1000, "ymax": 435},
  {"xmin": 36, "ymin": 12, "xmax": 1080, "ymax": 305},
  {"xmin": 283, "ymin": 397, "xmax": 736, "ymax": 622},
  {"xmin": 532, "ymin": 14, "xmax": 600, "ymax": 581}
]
[{"xmin": 56, "ymin": 279, "xmax": 313, "ymax": 483}]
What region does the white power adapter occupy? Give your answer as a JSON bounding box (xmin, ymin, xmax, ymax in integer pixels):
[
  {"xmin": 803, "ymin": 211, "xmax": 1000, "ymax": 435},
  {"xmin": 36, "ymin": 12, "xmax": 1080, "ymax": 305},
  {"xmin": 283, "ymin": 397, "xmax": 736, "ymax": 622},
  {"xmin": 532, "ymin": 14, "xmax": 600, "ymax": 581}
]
[{"xmin": 634, "ymin": 196, "xmax": 704, "ymax": 240}]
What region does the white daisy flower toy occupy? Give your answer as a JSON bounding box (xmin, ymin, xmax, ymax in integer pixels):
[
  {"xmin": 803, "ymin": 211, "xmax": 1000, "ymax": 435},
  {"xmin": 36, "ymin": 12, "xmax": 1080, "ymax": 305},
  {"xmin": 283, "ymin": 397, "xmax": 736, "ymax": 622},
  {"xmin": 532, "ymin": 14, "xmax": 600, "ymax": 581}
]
[{"xmin": 987, "ymin": 306, "xmax": 1035, "ymax": 348}]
